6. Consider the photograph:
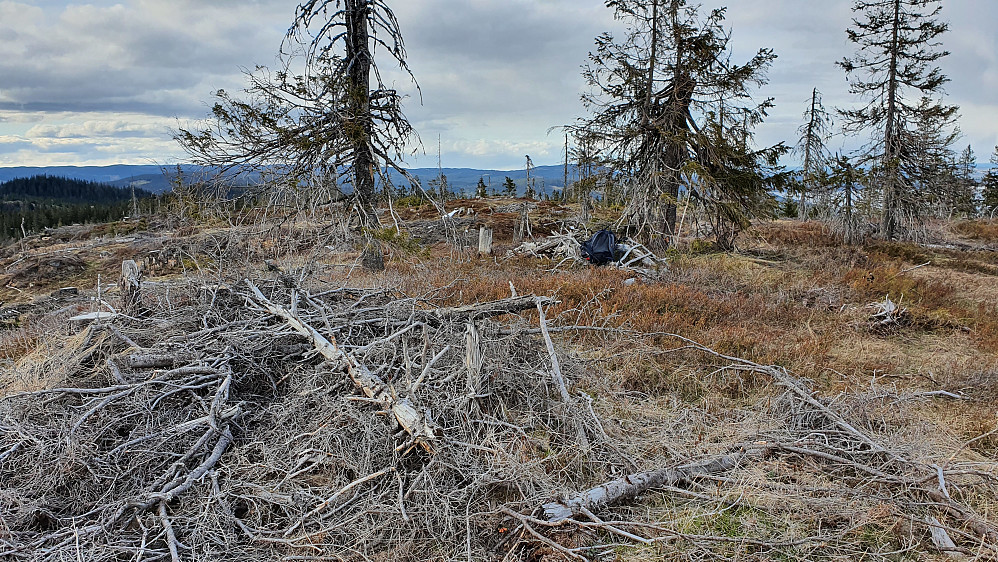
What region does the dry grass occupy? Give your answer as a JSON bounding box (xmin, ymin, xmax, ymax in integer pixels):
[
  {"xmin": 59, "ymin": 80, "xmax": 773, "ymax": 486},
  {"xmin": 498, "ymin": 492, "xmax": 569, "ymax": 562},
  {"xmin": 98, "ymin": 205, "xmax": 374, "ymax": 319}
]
[
  {"xmin": 3, "ymin": 207, "xmax": 997, "ymax": 561},
  {"xmin": 4, "ymin": 211, "xmax": 994, "ymax": 415},
  {"xmin": 952, "ymin": 219, "xmax": 998, "ymax": 243}
]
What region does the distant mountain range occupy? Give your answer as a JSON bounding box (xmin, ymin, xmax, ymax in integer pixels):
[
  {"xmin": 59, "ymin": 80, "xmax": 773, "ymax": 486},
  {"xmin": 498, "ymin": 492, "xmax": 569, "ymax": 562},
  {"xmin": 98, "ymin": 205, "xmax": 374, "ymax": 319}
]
[
  {"xmin": 0, "ymin": 165, "xmax": 180, "ymax": 193},
  {"xmin": 0, "ymin": 164, "xmax": 578, "ymax": 197}
]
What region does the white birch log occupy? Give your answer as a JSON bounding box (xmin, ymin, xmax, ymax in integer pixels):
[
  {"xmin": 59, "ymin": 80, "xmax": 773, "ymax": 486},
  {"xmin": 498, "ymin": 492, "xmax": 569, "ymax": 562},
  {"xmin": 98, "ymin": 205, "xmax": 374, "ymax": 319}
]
[{"xmin": 542, "ymin": 450, "xmax": 747, "ymax": 522}]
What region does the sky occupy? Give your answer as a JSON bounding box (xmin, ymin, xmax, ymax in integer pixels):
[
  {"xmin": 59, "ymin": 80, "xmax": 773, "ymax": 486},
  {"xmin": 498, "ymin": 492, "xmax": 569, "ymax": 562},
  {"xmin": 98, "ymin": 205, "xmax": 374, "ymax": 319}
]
[{"xmin": 0, "ymin": 0, "xmax": 996, "ymax": 171}]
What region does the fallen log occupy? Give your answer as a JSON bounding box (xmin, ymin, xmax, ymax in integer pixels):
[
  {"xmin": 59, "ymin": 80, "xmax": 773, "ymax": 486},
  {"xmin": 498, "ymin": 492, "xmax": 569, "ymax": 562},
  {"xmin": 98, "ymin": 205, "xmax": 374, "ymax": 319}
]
[
  {"xmin": 245, "ymin": 280, "xmax": 439, "ymax": 452},
  {"xmin": 124, "ymin": 353, "xmax": 181, "ymax": 370},
  {"xmin": 542, "ymin": 449, "xmax": 754, "ymax": 522}
]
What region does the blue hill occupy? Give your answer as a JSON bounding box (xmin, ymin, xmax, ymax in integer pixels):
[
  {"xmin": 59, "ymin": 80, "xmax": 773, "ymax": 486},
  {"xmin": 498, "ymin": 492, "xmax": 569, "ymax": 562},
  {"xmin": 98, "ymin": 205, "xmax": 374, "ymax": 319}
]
[{"xmin": 0, "ymin": 164, "xmax": 579, "ymax": 197}]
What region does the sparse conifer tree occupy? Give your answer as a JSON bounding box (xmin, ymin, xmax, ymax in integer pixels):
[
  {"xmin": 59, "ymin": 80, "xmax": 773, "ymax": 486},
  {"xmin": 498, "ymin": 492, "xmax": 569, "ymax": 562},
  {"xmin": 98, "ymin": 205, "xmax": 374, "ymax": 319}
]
[
  {"xmin": 828, "ymin": 154, "xmax": 864, "ymax": 244},
  {"xmin": 951, "ymin": 145, "xmax": 979, "ymax": 217},
  {"xmin": 795, "ymin": 88, "xmax": 833, "ymax": 219},
  {"xmin": 838, "ymin": 0, "xmax": 956, "ymax": 239},
  {"xmin": 983, "ymin": 146, "xmax": 998, "ymax": 216},
  {"xmin": 574, "ymin": 0, "xmax": 784, "ymax": 250},
  {"xmin": 502, "ymin": 176, "xmax": 517, "ymax": 197}
]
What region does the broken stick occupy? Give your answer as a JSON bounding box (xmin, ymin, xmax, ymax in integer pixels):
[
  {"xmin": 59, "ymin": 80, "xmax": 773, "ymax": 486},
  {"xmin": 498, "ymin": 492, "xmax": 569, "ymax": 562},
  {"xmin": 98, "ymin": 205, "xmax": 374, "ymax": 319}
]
[{"xmin": 245, "ymin": 280, "xmax": 439, "ymax": 452}]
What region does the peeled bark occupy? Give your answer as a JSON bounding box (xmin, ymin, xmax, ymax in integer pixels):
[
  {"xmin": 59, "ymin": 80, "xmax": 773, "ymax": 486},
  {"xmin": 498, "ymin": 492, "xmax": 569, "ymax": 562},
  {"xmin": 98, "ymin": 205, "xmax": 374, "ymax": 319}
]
[{"xmin": 542, "ymin": 450, "xmax": 748, "ymax": 522}]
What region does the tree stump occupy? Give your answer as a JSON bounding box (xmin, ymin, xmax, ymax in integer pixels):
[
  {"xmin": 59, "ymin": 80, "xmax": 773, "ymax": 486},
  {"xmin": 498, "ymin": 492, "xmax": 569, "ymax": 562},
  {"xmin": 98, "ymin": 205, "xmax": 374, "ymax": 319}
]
[
  {"xmin": 120, "ymin": 260, "xmax": 141, "ymax": 312},
  {"xmin": 478, "ymin": 227, "xmax": 493, "ymax": 255},
  {"xmin": 361, "ymin": 243, "xmax": 385, "ymax": 271},
  {"xmin": 513, "ymin": 204, "xmax": 531, "ymax": 244}
]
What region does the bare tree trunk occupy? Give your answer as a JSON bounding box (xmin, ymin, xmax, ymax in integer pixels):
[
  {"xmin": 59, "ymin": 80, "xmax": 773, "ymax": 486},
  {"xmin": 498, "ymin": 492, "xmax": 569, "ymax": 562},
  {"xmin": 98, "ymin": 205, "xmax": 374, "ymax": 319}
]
[
  {"xmin": 542, "ymin": 450, "xmax": 750, "ymax": 522},
  {"xmin": 478, "ymin": 227, "xmax": 493, "ymax": 255},
  {"xmin": 844, "ymin": 180, "xmax": 854, "ymax": 245},
  {"xmin": 801, "ymin": 87, "xmax": 818, "ymax": 220},
  {"xmin": 881, "ymin": 0, "xmax": 902, "ymax": 239},
  {"xmin": 347, "ymin": 0, "xmax": 377, "ymax": 226},
  {"xmin": 563, "ymin": 133, "xmax": 570, "ymax": 202},
  {"xmin": 120, "ymin": 260, "xmax": 142, "ymax": 312},
  {"xmin": 625, "ymin": 1, "xmax": 687, "ymax": 249}
]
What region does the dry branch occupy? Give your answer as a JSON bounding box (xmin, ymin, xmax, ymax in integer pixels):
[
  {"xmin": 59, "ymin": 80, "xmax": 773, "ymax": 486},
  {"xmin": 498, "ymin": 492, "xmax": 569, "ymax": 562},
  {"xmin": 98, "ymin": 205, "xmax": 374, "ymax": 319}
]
[
  {"xmin": 542, "ymin": 449, "xmax": 753, "ymax": 522},
  {"xmin": 244, "ymin": 280, "xmax": 439, "ymax": 451},
  {"xmin": 4, "ymin": 259, "xmax": 996, "ymax": 562},
  {"xmin": 421, "ymin": 295, "xmax": 556, "ymax": 325}
]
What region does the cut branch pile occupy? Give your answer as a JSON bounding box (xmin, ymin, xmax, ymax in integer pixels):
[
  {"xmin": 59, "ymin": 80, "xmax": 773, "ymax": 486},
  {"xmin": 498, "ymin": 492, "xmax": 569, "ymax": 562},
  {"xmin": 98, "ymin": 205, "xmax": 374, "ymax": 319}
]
[
  {"xmin": 512, "ymin": 234, "xmax": 582, "ymax": 260},
  {"xmin": 0, "ymin": 277, "xmax": 618, "ymax": 561},
  {"xmin": 1, "ymin": 277, "xmax": 995, "ymax": 561}
]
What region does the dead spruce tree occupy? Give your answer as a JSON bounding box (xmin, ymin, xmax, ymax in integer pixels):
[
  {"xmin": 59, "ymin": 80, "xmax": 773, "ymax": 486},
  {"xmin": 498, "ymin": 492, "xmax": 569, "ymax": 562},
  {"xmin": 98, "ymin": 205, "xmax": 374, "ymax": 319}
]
[
  {"xmin": 795, "ymin": 88, "xmax": 833, "ymax": 218},
  {"xmin": 175, "ymin": 0, "xmax": 419, "ymax": 228},
  {"xmin": 838, "ymin": 0, "xmax": 957, "ymax": 239},
  {"xmin": 574, "ymin": 0, "xmax": 784, "ymax": 250}
]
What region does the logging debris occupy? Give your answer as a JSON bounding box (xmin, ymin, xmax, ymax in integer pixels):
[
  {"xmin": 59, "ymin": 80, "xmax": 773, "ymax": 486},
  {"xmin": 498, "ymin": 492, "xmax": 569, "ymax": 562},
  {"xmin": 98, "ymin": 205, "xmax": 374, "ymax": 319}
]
[
  {"xmin": 509, "ymin": 232, "xmax": 666, "ymax": 274},
  {"xmin": 1, "ymin": 273, "xmax": 996, "ymax": 561},
  {"xmin": 0, "ymin": 275, "xmax": 610, "ymax": 561},
  {"xmin": 869, "ymin": 294, "xmax": 910, "ymax": 326}
]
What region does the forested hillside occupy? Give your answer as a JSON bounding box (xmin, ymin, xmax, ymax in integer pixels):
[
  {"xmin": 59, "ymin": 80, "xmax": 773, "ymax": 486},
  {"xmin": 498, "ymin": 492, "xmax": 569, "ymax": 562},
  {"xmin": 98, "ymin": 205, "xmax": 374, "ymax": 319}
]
[{"xmin": 0, "ymin": 175, "xmax": 153, "ymax": 241}]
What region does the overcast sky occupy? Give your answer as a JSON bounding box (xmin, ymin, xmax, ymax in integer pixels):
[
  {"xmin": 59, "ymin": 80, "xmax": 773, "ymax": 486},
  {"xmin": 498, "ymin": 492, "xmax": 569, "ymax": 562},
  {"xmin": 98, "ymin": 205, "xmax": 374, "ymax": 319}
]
[{"xmin": 1, "ymin": 0, "xmax": 996, "ymax": 170}]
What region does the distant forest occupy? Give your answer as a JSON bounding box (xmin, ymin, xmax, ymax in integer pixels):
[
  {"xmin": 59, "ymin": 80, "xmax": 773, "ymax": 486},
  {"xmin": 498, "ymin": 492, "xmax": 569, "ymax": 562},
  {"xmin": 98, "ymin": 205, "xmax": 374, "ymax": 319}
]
[{"xmin": 0, "ymin": 175, "xmax": 153, "ymax": 241}]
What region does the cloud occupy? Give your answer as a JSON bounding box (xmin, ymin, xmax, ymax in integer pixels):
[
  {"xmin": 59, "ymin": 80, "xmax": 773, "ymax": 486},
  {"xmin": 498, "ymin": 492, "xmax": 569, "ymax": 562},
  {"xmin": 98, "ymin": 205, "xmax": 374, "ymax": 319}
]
[
  {"xmin": 0, "ymin": 0, "xmax": 289, "ymax": 165},
  {"xmin": 0, "ymin": 135, "xmax": 33, "ymax": 151},
  {"xmin": 1, "ymin": 0, "xmax": 996, "ymax": 169},
  {"xmin": 0, "ymin": 111, "xmax": 45, "ymax": 124},
  {"xmin": 0, "ymin": 0, "xmax": 286, "ymax": 117},
  {"xmin": 26, "ymin": 119, "xmax": 169, "ymax": 140},
  {"xmin": 453, "ymin": 138, "xmax": 554, "ymax": 159},
  {"xmin": 385, "ymin": 0, "xmax": 616, "ymax": 167},
  {"xmin": 0, "ymin": 110, "xmax": 184, "ymax": 165}
]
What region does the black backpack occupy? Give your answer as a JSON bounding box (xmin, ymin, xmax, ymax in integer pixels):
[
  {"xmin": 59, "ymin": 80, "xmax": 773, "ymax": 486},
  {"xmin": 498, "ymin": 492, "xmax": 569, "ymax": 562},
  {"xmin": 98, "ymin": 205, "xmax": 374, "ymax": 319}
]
[{"xmin": 581, "ymin": 229, "xmax": 617, "ymax": 265}]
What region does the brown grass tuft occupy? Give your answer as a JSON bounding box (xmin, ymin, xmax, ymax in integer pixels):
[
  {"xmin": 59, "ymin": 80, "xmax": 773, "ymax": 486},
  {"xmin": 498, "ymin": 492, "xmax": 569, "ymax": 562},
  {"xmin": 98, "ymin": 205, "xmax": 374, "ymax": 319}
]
[{"xmin": 952, "ymin": 219, "xmax": 998, "ymax": 243}]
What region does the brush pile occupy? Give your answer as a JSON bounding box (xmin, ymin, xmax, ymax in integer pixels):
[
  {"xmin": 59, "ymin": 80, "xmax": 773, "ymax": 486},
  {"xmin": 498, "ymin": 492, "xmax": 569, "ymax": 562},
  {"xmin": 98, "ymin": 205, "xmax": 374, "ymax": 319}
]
[
  {"xmin": 2, "ymin": 269, "xmax": 997, "ymax": 561},
  {"xmin": 0, "ymin": 275, "xmax": 622, "ymax": 561}
]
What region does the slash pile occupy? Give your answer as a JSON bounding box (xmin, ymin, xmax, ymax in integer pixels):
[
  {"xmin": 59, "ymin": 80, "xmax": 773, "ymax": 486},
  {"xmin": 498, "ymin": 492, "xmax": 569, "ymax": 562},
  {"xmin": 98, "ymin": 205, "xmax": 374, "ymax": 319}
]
[
  {"xmin": 0, "ymin": 277, "xmax": 615, "ymax": 561},
  {"xmin": 2, "ymin": 272, "xmax": 996, "ymax": 561}
]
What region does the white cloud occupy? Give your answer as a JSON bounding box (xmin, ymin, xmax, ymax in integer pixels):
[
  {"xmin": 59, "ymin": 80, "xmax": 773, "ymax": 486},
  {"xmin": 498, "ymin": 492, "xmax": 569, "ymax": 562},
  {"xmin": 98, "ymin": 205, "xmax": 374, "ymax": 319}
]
[
  {"xmin": 1, "ymin": 111, "xmax": 183, "ymax": 165},
  {"xmin": 1, "ymin": 0, "xmax": 996, "ymax": 169},
  {"xmin": 0, "ymin": 0, "xmax": 285, "ymax": 115},
  {"xmin": 26, "ymin": 118, "xmax": 169, "ymax": 139}
]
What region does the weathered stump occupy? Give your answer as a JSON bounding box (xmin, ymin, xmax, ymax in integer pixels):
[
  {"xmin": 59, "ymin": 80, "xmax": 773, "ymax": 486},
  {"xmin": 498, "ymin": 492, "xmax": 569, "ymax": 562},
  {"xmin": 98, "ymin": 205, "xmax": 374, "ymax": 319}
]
[
  {"xmin": 120, "ymin": 260, "xmax": 141, "ymax": 312},
  {"xmin": 361, "ymin": 243, "xmax": 385, "ymax": 272},
  {"xmin": 478, "ymin": 227, "xmax": 493, "ymax": 255}
]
